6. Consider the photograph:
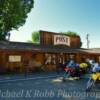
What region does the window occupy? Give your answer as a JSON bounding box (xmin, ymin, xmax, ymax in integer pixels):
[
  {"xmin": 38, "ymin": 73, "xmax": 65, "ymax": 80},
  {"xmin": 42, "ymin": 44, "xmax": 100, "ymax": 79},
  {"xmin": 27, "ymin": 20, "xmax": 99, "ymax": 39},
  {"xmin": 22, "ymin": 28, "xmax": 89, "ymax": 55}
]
[
  {"xmin": 45, "ymin": 54, "xmax": 52, "ymax": 64},
  {"xmin": 44, "ymin": 54, "xmax": 56, "ymax": 65},
  {"xmin": 69, "ymin": 54, "xmax": 75, "ymax": 59},
  {"xmin": 9, "ymin": 55, "xmax": 21, "ymax": 62}
]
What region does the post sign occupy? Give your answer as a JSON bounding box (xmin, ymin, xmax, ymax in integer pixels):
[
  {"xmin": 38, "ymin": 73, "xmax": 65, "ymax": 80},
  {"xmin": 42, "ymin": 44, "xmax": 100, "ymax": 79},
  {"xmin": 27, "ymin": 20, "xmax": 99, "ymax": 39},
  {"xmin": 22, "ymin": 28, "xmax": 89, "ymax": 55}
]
[{"xmin": 54, "ymin": 35, "xmax": 70, "ymax": 46}]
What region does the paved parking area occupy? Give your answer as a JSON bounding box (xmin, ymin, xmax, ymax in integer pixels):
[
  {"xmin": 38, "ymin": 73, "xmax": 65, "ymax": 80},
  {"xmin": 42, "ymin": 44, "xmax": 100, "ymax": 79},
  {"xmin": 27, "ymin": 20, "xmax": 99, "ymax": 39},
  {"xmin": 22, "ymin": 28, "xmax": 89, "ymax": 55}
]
[
  {"xmin": 0, "ymin": 72, "xmax": 64, "ymax": 83},
  {"xmin": 0, "ymin": 75, "xmax": 100, "ymax": 100}
]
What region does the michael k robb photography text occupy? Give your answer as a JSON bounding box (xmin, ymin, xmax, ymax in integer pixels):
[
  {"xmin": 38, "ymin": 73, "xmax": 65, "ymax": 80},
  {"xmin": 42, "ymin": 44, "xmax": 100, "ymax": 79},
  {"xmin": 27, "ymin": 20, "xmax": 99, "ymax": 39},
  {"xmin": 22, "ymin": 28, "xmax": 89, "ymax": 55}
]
[{"xmin": 0, "ymin": 89, "xmax": 100, "ymax": 99}]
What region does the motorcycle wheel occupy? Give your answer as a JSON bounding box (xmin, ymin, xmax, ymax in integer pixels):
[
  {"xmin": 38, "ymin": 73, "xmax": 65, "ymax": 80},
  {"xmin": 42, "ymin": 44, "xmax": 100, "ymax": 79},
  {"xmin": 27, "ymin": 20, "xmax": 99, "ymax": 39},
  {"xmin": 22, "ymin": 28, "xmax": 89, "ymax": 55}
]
[
  {"xmin": 62, "ymin": 72, "xmax": 71, "ymax": 82},
  {"xmin": 86, "ymin": 78, "xmax": 95, "ymax": 92}
]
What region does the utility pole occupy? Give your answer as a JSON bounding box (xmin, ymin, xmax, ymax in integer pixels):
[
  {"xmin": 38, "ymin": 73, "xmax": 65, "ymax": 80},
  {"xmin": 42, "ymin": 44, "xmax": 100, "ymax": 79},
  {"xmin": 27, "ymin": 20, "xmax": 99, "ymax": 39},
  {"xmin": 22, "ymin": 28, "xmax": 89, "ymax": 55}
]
[{"xmin": 86, "ymin": 34, "xmax": 90, "ymax": 49}]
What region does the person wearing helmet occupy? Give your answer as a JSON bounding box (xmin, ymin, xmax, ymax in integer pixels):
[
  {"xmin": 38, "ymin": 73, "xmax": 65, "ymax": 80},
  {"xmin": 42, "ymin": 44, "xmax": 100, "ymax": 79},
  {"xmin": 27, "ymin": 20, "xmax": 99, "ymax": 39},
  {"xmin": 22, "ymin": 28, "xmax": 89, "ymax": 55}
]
[{"xmin": 92, "ymin": 61, "xmax": 100, "ymax": 73}]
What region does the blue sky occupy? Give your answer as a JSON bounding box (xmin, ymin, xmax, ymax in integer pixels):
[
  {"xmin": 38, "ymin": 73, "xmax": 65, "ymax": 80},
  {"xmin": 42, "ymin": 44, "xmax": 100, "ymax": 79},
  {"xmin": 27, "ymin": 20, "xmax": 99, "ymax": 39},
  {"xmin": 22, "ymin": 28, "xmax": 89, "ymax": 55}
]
[{"xmin": 10, "ymin": 0, "xmax": 100, "ymax": 48}]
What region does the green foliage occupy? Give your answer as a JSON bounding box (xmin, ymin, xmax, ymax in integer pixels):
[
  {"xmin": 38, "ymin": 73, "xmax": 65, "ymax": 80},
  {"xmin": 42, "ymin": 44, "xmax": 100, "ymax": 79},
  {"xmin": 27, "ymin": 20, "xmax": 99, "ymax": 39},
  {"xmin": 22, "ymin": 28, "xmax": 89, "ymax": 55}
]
[
  {"xmin": 62, "ymin": 31, "xmax": 79, "ymax": 37},
  {"xmin": 62, "ymin": 31, "xmax": 82, "ymax": 47},
  {"xmin": 29, "ymin": 31, "xmax": 40, "ymax": 44},
  {"xmin": 80, "ymin": 41, "xmax": 82, "ymax": 47},
  {"xmin": 0, "ymin": 0, "xmax": 34, "ymax": 40}
]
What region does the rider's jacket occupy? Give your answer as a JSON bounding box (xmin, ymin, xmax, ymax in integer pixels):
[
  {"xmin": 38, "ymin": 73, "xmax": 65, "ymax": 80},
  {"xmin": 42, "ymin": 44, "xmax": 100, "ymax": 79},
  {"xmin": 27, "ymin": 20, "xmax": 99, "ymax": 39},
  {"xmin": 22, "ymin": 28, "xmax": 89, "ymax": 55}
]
[{"xmin": 92, "ymin": 63, "xmax": 100, "ymax": 73}]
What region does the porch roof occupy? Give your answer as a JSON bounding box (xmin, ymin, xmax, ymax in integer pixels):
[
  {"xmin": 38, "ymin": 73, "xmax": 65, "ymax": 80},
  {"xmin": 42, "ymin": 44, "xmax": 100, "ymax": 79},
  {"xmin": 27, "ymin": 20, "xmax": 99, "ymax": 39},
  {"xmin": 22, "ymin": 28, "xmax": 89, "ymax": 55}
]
[{"xmin": 0, "ymin": 41, "xmax": 100, "ymax": 54}]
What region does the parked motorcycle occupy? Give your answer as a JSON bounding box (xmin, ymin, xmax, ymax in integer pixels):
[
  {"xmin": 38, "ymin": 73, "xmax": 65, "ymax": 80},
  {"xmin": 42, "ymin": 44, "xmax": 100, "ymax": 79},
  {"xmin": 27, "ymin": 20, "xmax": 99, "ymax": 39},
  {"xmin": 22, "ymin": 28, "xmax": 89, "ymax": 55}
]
[
  {"xmin": 63, "ymin": 63, "xmax": 88, "ymax": 81},
  {"xmin": 86, "ymin": 72, "xmax": 100, "ymax": 91},
  {"xmin": 63, "ymin": 66, "xmax": 81, "ymax": 81}
]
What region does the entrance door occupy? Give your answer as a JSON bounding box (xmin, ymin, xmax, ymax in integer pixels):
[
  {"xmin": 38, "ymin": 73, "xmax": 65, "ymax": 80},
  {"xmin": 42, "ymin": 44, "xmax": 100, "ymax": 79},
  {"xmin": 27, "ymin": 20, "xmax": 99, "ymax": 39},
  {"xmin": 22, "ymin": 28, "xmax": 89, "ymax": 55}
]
[{"xmin": 65, "ymin": 53, "xmax": 76, "ymax": 62}]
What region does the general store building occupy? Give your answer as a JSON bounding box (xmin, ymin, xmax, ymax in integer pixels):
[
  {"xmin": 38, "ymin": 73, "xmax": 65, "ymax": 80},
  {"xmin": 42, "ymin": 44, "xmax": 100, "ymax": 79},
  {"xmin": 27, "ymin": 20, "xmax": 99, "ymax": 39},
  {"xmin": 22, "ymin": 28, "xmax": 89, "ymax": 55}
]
[{"xmin": 0, "ymin": 30, "xmax": 100, "ymax": 73}]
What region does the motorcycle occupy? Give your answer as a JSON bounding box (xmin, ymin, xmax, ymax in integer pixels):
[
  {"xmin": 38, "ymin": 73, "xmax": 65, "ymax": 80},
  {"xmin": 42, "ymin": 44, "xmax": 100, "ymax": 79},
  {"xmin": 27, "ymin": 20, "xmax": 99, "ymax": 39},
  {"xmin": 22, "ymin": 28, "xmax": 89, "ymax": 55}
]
[
  {"xmin": 63, "ymin": 63, "xmax": 88, "ymax": 81},
  {"xmin": 79, "ymin": 63, "xmax": 88, "ymax": 74},
  {"xmin": 63, "ymin": 66, "xmax": 81, "ymax": 81},
  {"xmin": 86, "ymin": 72, "xmax": 100, "ymax": 91}
]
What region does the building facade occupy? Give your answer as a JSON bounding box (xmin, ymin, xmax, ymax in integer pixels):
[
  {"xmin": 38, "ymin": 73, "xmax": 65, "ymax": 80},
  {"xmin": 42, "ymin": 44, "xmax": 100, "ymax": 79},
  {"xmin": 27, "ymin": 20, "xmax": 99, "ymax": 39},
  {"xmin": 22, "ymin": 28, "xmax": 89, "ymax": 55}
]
[{"xmin": 0, "ymin": 30, "xmax": 100, "ymax": 74}]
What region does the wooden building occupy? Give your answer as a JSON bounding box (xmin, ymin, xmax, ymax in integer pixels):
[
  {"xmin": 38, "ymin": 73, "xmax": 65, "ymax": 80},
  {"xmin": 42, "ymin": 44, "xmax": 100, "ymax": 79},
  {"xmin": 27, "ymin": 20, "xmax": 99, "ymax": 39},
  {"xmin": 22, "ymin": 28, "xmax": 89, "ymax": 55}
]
[{"xmin": 0, "ymin": 30, "xmax": 100, "ymax": 73}]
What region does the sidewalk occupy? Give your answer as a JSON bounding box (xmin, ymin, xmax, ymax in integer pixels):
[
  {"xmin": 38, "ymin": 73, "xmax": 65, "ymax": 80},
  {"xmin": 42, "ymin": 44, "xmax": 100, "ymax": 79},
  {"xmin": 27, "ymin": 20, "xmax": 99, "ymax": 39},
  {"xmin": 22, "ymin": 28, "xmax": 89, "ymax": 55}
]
[
  {"xmin": 0, "ymin": 72, "xmax": 90, "ymax": 83},
  {"xmin": 0, "ymin": 72, "xmax": 65, "ymax": 83}
]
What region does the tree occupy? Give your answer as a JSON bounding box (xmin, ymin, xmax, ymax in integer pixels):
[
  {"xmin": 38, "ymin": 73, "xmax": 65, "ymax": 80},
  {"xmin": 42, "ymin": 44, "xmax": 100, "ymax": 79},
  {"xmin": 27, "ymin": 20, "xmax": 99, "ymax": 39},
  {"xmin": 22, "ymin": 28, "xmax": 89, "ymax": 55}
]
[
  {"xmin": 0, "ymin": 0, "xmax": 34, "ymax": 41},
  {"xmin": 61, "ymin": 31, "xmax": 79, "ymax": 37},
  {"xmin": 28, "ymin": 31, "xmax": 40, "ymax": 44},
  {"xmin": 62, "ymin": 31, "xmax": 82, "ymax": 47}
]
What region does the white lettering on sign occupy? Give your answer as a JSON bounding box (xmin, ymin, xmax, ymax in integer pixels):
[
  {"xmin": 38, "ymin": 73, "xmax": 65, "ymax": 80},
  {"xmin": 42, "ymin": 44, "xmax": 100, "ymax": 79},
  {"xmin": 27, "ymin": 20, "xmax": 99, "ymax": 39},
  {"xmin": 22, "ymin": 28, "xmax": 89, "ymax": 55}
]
[{"xmin": 54, "ymin": 35, "xmax": 70, "ymax": 46}]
